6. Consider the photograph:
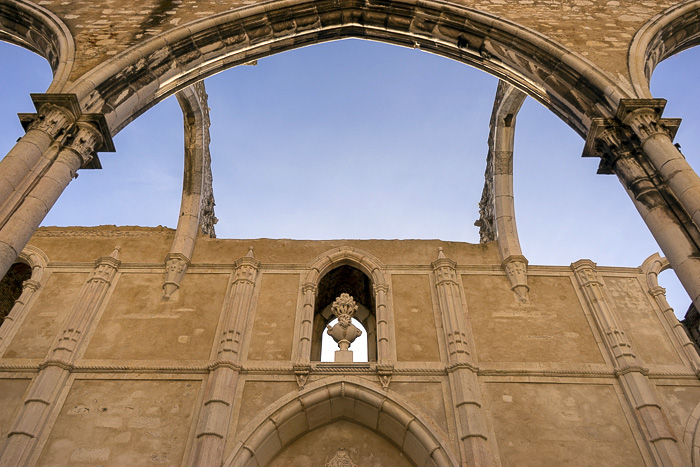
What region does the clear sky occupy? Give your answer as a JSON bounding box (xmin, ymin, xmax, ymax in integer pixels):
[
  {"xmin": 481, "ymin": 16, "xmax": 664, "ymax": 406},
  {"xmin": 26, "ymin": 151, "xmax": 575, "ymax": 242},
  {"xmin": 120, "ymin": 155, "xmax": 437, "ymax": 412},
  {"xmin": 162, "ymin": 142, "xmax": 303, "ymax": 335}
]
[{"xmin": 0, "ymin": 36, "xmax": 698, "ymax": 338}]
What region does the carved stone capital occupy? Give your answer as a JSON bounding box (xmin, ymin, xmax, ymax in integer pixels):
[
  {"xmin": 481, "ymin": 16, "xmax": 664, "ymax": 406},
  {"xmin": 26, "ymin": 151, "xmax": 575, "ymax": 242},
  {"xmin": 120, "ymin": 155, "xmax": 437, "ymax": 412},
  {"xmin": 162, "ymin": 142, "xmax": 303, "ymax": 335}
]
[
  {"xmin": 302, "ymin": 282, "xmax": 317, "ymax": 294},
  {"xmin": 372, "ymin": 284, "xmax": 389, "ymax": 295},
  {"xmin": 571, "ymin": 259, "xmax": 602, "ymax": 287},
  {"xmin": 163, "ymin": 253, "xmax": 190, "ymax": 300},
  {"xmin": 65, "ymin": 123, "xmax": 103, "ymax": 169},
  {"xmin": 25, "ymin": 103, "xmax": 75, "ymax": 140},
  {"xmin": 502, "ymin": 255, "xmax": 529, "ymax": 303},
  {"xmin": 21, "ymin": 279, "xmax": 41, "ymax": 292},
  {"xmin": 19, "ymin": 94, "xmax": 115, "ymax": 169},
  {"xmin": 617, "ymin": 99, "xmax": 681, "ymax": 146}
]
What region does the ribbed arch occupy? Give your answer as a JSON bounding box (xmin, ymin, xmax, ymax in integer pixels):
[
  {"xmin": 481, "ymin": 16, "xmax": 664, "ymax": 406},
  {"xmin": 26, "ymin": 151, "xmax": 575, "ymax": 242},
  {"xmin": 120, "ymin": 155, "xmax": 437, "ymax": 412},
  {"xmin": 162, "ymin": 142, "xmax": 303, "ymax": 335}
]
[
  {"xmin": 66, "ymin": 0, "xmax": 625, "ymax": 137},
  {"xmin": 224, "ymin": 377, "xmax": 458, "ymax": 467},
  {"xmin": 628, "ymin": 0, "xmax": 700, "ymax": 98},
  {"xmin": 0, "ymin": 0, "xmax": 75, "ymax": 91}
]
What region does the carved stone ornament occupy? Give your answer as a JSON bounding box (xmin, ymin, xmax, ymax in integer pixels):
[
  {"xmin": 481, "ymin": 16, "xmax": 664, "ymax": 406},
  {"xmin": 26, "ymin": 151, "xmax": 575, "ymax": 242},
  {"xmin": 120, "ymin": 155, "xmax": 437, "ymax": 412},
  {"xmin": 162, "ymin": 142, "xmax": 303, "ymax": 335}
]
[
  {"xmin": 327, "ymin": 293, "xmax": 362, "ymax": 354},
  {"xmin": 326, "ymin": 448, "xmax": 357, "ymax": 467}
]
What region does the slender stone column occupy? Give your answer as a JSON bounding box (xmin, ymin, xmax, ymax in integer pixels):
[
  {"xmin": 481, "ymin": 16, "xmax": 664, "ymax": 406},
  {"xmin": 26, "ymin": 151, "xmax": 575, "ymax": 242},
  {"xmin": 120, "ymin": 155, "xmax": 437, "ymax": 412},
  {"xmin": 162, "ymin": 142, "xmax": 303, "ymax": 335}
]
[
  {"xmin": 0, "ymin": 122, "xmax": 102, "ymax": 280},
  {"xmin": 0, "ymin": 279, "xmax": 40, "ymax": 353},
  {"xmin": 586, "ymin": 121, "xmax": 700, "ymax": 311},
  {"xmin": 642, "ymin": 255, "xmax": 700, "ymax": 376},
  {"xmin": 432, "ymin": 249, "xmax": 495, "ymax": 467},
  {"xmin": 189, "ymin": 248, "xmax": 259, "ymax": 467},
  {"xmin": 0, "ymin": 103, "xmax": 75, "ymax": 220},
  {"xmin": 0, "ymin": 246, "xmax": 120, "ymax": 467},
  {"xmin": 373, "ymin": 283, "xmax": 390, "ymax": 364},
  {"xmin": 619, "ymin": 100, "xmax": 700, "ymax": 233},
  {"xmin": 572, "ymin": 260, "xmax": 688, "ymax": 467},
  {"xmin": 296, "ymin": 282, "xmax": 317, "ymax": 366}
]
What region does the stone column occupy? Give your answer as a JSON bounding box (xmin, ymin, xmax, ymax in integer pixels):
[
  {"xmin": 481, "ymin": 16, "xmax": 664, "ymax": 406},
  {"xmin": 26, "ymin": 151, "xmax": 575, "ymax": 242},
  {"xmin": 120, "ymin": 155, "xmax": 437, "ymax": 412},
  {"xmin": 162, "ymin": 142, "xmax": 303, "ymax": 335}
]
[
  {"xmin": 0, "ymin": 278, "xmax": 40, "ymax": 353},
  {"xmin": 586, "ymin": 121, "xmax": 700, "ymax": 311},
  {"xmin": 619, "ymin": 100, "xmax": 700, "ymax": 232},
  {"xmin": 0, "ymin": 246, "xmax": 120, "ymax": 467},
  {"xmin": 189, "ymin": 248, "xmax": 259, "ymax": 467},
  {"xmin": 572, "ymin": 260, "xmax": 688, "ymax": 467},
  {"xmin": 432, "ymin": 249, "xmax": 495, "ymax": 467},
  {"xmin": 0, "ymin": 103, "xmax": 75, "ymax": 221},
  {"xmin": 0, "ymin": 122, "xmax": 102, "ymax": 280},
  {"xmin": 296, "ymin": 282, "xmax": 317, "ymax": 366}
]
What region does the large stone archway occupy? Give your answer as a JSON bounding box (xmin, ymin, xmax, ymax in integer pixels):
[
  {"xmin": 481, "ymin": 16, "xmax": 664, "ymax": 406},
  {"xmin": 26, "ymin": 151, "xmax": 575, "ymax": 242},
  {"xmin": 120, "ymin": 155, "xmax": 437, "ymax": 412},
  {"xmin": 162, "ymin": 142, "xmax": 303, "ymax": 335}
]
[
  {"xmin": 65, "ymin": 0, "xmax": 625, "ymax": 137},
  {"xmin": 224, "ymin": 377, "xmax": 459, "ymax": 467},
  {"xmin": 0, "ymin": 0, "xmax": 75, "ymax": 91}
]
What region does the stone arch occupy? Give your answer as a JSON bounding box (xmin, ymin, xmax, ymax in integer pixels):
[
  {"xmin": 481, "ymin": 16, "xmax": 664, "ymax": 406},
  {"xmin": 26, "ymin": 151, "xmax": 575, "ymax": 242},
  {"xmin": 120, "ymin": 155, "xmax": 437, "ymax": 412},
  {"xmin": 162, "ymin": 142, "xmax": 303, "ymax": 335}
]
[
  {"xmin": 0, "ymin": 0, "xmax": 75, "ymax": 91},
  {"xmin": 0, "ymin": 244, "xmax": 47, "ymax": 354},
  {"xmin": 224, "ymin": 377, "xmax": 458, "ymax": 467},
  {"xmin": 684, "ymin": 400, "xmax": 700, "ymax": 466},
  {"xmin": 68, "ymin": 0, "xmax": 624, "ymax": 137},
  {"xmin": 628, "ymin": 0, "xmax": 700, "ymax": 98},
  {"xmin": 297, "ymin": 246, "xmax": 393, "ymax": 366}
]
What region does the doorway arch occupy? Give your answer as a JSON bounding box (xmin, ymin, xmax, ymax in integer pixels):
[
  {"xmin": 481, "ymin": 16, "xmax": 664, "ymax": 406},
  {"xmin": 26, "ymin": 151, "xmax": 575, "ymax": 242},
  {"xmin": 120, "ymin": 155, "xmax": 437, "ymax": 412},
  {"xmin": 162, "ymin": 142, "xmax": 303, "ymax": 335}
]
[{"xmin": 224, "ymin": 377, "xmax": 458, "ymax": 467}]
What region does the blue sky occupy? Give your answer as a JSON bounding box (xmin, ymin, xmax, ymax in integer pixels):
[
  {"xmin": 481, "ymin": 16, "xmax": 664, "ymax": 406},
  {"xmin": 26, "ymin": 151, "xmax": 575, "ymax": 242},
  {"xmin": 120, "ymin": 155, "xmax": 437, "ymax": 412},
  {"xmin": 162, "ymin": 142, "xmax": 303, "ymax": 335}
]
[{"xmin": 0, "ymin": 38, "xmax": 698, "ymax": 323}]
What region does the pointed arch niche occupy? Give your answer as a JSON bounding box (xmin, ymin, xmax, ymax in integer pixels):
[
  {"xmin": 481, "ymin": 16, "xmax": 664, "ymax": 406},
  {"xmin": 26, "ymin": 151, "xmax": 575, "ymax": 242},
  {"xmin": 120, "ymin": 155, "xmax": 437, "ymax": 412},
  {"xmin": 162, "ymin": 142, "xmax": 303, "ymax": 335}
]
[
  {"xmin": 296, "ymin": 247, "xmax": 393, "ymax": 367},
  {"xmin": 312, "ymin": 264, "xmax": 375, "ymax": 362}
]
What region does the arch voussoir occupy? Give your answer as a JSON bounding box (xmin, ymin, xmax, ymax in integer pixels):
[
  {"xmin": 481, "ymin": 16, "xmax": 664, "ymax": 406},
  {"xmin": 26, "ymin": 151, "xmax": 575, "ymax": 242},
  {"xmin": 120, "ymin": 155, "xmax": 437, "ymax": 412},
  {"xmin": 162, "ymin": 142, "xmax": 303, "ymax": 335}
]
[
  {"xmin": 225, "ymin": 377, "xmax": 458, "ymax": 467},
  {"xmin": 68, "ymin": 0, "xmax": 625, "ymax": 138}
]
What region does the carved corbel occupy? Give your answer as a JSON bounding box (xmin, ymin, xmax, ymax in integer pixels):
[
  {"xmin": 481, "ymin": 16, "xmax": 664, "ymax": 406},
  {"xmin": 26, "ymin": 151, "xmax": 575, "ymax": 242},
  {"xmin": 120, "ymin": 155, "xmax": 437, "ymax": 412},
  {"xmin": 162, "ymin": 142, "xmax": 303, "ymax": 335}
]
[
  {"xmin": 293, "ymin": 363, "xmax": 310, "ymax": 390},
  {"xmin": 377, "ymin": 363, "xmax": 393, "ymax": 391},
  {"xmin": 502, "ymin": 255, "xmax": 529, "ymax": 303},
  {"xmin": 162, "ymin": 253, "xmax": 190, "ymax": 300}
]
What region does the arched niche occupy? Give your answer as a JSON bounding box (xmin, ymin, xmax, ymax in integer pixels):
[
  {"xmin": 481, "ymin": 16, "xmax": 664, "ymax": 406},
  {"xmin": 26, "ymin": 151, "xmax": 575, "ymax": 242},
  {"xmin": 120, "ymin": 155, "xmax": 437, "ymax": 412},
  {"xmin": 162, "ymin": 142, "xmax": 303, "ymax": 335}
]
[
  {"xmin": 224, "ymin": 377, "xmax": 458, "ymax": 467},
  {"xmin": 311, "ymin": 264, "xmax": 376, "ymax": 362},
  {"xmin": 297, "ymin": 246, "xmax": 393, "ymax": 366},
  {"xmin": 268, "ymin": 420, "xmax": 412, "ymax": 466}
]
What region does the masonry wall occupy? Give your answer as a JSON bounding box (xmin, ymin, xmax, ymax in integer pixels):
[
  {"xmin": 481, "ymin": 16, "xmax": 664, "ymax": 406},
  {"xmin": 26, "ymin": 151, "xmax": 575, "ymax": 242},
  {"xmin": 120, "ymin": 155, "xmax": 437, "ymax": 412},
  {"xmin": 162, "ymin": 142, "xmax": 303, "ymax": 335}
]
[{"xmin": 0, "ymin": 227, "xmax": 697, "ymax": 466}]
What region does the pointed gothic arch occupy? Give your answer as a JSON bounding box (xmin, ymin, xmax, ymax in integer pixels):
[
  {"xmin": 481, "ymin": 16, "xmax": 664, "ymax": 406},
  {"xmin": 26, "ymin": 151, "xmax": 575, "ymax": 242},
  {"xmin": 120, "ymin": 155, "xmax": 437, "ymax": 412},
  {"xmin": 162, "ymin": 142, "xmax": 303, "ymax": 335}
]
[
  {"xmin": 224, "ymin": 377, "xmax": 458, "ymax": 467},
  {"xmin": 296, "ymin": 246, "xmax": 393, "ymax": 366},
  {"xmin": 67, "ymin": 0, "xmax": 624, "ymax": 137},
  {"xmin": 0, "ymin": 0, "xmax": 75, "ymax": 92},
  {"xmin": 628, "ymin": 0, "xmax": 700, "ymax": 98}
]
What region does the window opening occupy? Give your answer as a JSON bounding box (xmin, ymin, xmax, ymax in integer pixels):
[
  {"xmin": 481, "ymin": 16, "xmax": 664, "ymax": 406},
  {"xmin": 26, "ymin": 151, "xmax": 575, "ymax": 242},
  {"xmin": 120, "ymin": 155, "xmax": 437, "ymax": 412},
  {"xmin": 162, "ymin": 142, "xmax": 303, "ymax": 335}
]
[
  {"xmin": 312, "ymin": 265, "xmax": 375, "ymax": 362},
  {"xmin": 0, "ymin": 262, "xmax": 32, "ymax": 324}
]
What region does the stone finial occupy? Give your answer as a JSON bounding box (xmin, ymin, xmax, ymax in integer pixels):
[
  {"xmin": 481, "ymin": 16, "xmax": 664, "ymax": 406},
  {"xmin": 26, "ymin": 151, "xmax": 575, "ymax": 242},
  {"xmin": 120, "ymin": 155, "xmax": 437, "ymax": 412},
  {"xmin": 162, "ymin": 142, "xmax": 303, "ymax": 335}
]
[
  {"xmin": 437, "ymin": 247, "xmax": 446, "ymax": 259},
  {"xmin": 326, "ymin": 448, "xmax": 357, "ymax": 467},
  {"xmin": 246, "ymin": 246, "xmax": 254, "ymax": 257},
  {"xmin": 326, "ymin": 294, "xmax": 362, "ymax": 363},
  {"xmin": 109, "ymin": 245, "xmax": 121, "ymax": 260}
]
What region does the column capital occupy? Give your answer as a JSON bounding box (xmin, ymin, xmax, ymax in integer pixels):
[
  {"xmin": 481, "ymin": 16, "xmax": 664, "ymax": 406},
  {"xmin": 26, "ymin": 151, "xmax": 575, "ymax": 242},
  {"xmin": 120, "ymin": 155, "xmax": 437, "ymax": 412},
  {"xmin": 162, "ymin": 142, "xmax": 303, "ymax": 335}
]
[
  {"xmin": 616, "ymin": 99, "xmax": 681, "ymax": 146},
  {"xmin": 18, "ymin": 93, "xmax": 115, "ymax": 169},
  {"xmin": 582, "ymin": 119, "xmax": 637, "ymax": 174}
]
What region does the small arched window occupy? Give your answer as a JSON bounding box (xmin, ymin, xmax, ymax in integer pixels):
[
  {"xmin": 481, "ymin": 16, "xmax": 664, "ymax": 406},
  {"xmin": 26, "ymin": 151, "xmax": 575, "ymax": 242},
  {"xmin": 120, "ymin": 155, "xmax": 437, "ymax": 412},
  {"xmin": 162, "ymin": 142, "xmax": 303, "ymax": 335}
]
[
  {"xmin": 0, "ymin": 262, "xmax": 32, "ymax": 324},
  {"xmin": 311, "ymin": 265, "xmax": 376, "ymax": 362}
]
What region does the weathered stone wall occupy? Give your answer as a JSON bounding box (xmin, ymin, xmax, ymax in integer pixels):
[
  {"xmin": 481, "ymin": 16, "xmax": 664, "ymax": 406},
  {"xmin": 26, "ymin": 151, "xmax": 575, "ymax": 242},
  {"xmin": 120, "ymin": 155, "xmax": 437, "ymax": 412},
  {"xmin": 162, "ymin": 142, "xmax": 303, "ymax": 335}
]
[{"xmin": 0, "ymin": 227, "xmax": 696, "ymax": 466}]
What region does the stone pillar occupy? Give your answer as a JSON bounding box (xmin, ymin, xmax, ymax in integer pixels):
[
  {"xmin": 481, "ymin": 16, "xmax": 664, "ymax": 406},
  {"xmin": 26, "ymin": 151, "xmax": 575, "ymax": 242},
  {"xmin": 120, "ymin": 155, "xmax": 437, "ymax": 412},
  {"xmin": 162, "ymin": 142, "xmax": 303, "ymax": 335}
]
[
  {"xmin": 585, "ymin": 121, "xmax": 700, "ymax": 311},
  {"xmin": 0, "ymin": 278, "xmax": 40, "ymax": 353},
  {"xmin": 432, "ymin": 249, "xmax": 495, "ymax": 467},
  {"xmin": 0, "ymin": 103, "xmax": 75, "ymax": 221},
  {"xmin": 189, "ymin": 248, "xmax": 259, "ymax": 467},
  {"xmin": 0, "ymin": 122, "xmax": 103, "ymax": 280},
  {"xmin": 0, "ymin": 246, "xmax": 120, "ymax": 466},
  {"xmin": 619, "ymin": 100, "xmax": 700, "ymax": 232},
  {"xmin": 572, "ymin": 260, "xmax": 688, "ymax": 467},
  {"xmin": 0, "ymin": 94, "xmax": 113, "ymax": 280}
]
